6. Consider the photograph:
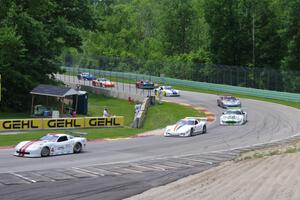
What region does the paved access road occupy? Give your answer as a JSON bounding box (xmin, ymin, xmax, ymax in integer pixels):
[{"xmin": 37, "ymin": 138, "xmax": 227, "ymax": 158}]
[{"xmin": 0, "ymin": 75, "xmax": 299, "ymax": 200}]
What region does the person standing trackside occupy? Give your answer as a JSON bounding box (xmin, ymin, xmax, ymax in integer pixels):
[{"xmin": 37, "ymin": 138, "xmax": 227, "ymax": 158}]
[
  {"xmin": 158, "ymin": 88, "xmax": 163, "ymax": 104},
  {"xmin": 103, "ymin": 108, "xmax": 110, "ymax": 117}
]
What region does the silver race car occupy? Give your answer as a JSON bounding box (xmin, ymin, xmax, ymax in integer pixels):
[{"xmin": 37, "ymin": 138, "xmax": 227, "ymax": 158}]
[
  {"xmin": 164, "ymin": 117, "xmax": 207, "ymax": 137},
  {"xmin": 154, "ymin": 86, "xmax": 180, "ymax": 97},
  {"xmin": 14, "ymin": 133, "xmax": 87, "ymax": 157},
  {"xmin": 220, "ymin": 108, "xmax": 247, "ymax": 125},
  {"xmin": 217, "ymin": 96, "xmax": 241, "ymax": 108}
]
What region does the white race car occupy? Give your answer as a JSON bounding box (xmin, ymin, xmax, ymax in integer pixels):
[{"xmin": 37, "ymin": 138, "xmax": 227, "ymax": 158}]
[
  {"xmin": 14, "ymin": 133, "xmax": 87, "ymax": 157},
  {"xmin": 164, "ymin": 117, "xmax": 207, "ymax": 137},
  {"xmin": 154, "ymin": 86, "xmax": 180, "ymax": 97},
  {"xmin": 220, "ymin": 108, "xmax": 247, "ymax": 125}
]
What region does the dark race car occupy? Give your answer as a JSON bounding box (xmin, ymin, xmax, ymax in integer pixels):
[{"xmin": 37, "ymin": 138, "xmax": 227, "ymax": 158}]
[
  {"xmin": 135, "ymin": 80, "xmax": 155, "ymax": 89},
  {"xmin": 77, "ymin": 72, "xmax": 96, "ymax": 81}
]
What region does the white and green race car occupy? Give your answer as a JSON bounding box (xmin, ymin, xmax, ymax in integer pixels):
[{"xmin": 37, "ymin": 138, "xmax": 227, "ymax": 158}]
[{"xmin": 220, "ymin": 108, "xmax": 247, "ymax": 125}]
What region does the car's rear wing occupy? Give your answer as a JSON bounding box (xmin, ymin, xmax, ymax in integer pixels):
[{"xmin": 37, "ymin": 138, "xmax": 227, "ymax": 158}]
[
  {"xmin": 184, "ymin": 117, "xmax": 208, "ymax": 121},
  {"xmin": 67, "ymin": 131, "xmax": 88, "ymax": 137}
]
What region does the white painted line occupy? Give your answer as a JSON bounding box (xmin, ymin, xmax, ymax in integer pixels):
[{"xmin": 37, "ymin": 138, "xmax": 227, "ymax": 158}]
[
  {"xmin": 72, "ymin": 167, "xmax": 101, "ymax": 177},
  {"xmin": 10, "ymin": 172, "xmax": 36, "ymax": 183},
  {"xmin": 152, "ymin": 163, "xmax": 177, "ymax": 170},
  {"xmin": 121, "ymin": 168, "xmax": 143, "ymax": 174},
  {"xmin": 131, "ymin": 164, "xmax": 161, "ymax": 171},
  {"xmin": 145, "ymin": 164, "xmax": 167, "ymax": 171},
  {"xmin": 93, "ymin": 168, "xmax": 122, "ymax": 176},
  {"xmin": 179, "ymin": 157, "xmax": 214, "ymax": 165},
  {"xmin": 167, "ymin": 161, "xmax": 195, "ymax": 167},
  {"xmin": 31, "ymin": 171, "xmax": 56, "ymax": 182}
]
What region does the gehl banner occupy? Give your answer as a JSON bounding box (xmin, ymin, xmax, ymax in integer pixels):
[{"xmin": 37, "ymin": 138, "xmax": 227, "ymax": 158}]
[{"xmin": 0, "ymin": 117, "xmax": 124, "ymax": 131}]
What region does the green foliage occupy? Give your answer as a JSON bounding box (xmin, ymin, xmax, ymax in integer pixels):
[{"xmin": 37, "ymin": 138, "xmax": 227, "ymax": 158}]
[
  {"xmin": 0, "ymin": 96, "xmax": 203, "ymax": 146},
  {"xmin": 1, "ymin": 0, "xmax": 300, "ymax": 112},
  {"xmin": 160, "ymin": 0, "xmax": 195, "ymax": 55},
  {"xmin": 203, "ymin": 0, "xmax": 282, "ymax": 68},
  {"xmin": 281, "ymin": 0, "xmax": 300, "ymax": 71},
  {"xmin": 0, "ymin": 0, "xmax": 95, "ymax": 111}
]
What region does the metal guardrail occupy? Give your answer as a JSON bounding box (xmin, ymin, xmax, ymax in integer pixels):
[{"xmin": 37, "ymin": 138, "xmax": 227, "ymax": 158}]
[{"xmin": 62, "ymin": 67, "xmax": 300, "ymax": 102}]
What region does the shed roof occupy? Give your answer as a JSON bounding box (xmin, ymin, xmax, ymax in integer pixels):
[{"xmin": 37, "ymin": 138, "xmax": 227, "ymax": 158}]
[{"xmin": 30, "ymin": 84, "xmax": 78, "ymax": 97}]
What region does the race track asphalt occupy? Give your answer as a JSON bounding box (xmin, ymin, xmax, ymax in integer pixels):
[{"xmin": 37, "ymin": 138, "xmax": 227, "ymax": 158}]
[{"xmin": 0, "ymin": 75, "xmax": 299, "ymax": 200}]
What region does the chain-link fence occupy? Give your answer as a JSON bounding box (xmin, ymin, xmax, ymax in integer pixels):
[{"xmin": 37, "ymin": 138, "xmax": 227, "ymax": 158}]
[
  {"xmin": 61, "ymin": 55, "xmax": 300, "ymax": 93},
  {"xmin": 56, "ymin": 67, "xmax": 156, "ymax": 98}
]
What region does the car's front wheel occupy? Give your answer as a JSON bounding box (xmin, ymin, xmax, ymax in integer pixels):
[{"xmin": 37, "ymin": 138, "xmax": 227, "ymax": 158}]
[
  {"xmin": 41, "ymin": 147, "xmax": 50, "ymax": 157},
  {"xmin": 189, "ymin": 128, "xmax": 194, "ymax": 137},
  {"xmin": 202, "ymin": 125, "xmax": 207, "ymax": 134},
  {"xmin": 73, "ymin": 143, "xmax": 82, "ymax": 153}
]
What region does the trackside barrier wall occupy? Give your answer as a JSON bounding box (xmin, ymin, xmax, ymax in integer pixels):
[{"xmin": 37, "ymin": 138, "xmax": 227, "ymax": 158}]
[
  {"xmin": 132, "ymin": 97, "xmax": 151, "ymax": 128},
  {"xmin": 0, "ymin": 116, "xmax": 124, "ymax": 132},
  {"xmin": 63, "ymin": 67, "xmax": 300, "ymax": 102}
]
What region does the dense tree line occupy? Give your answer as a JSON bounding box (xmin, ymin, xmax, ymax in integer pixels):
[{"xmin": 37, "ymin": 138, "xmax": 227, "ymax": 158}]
[
  {"xmin": 73, "ymin": 0, "xmax": 299, "ymax": 70},
  {"xmin": 67, "ymin": 0, "xmax": 299, "ymax": 92},
  {"xmin": 0, "ymin": 0, "xmax": 95, "ymax": 110},
  {"xmin": 1, "ymin": 0, "xmax": 300, "ymax": 110}
]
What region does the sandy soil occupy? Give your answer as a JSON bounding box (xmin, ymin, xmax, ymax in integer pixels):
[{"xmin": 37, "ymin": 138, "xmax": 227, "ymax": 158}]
[
  {"xmin": 127, "ymin": 152, "xmax": 300, "ymax": 200},
  {"xmin": 137, "ymin": 128, "xmax": 164, "ymax": 136}
]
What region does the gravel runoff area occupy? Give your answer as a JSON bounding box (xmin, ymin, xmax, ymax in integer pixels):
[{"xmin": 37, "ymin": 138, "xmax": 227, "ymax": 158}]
[{"xmin": 127, "ymin": 150, "xmax": 300, "ymax": 200}]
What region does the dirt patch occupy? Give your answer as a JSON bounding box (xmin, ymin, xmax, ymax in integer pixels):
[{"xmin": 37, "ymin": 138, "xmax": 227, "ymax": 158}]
[
  {"xmin": 137, "ymin": 128, "xmax": 164, "ymax": 136},
  {"xmin": 127, "ymin": 140, "xmax": 300, "ymax": 200}
]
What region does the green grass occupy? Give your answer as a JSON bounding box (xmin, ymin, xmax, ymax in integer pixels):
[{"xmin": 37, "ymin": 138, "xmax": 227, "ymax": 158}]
[
  {"xmin": 0, "ymin": 112, "xmax": 32, "ymax": 119},
  {"xmin": 143, "ymin": 102, "xmax": 204, "ymax": 130},
  {"xmin": 87, "ymin": 93, "xmax": 134, "ymax": 126},
  {"xmin": 0, "ymin": 98, "xmax": 203, "ymax": 146}
]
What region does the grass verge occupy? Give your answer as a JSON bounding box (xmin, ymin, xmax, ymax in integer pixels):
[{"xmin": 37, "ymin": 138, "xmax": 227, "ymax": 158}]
[
  {"xmin": 236, "ymin": 139, "xmax": 300, "ymax": 162},
  {"xmin": 0, "ymin": 95, "xmax": 203, "ymax": 147}
]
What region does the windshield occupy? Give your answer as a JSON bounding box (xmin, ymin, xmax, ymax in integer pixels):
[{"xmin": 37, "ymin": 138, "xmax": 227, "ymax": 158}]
[
  {"xmin": 177, "ymin": 119, "xmax": 194, "ymax": 125},
  {"xmin": 165, "ymin": 86, "xmax": 172, "ymax": 90},
  {"xmin": 225, "ymin": 110, "xmax": 242, "ymax": 115},
  {"xmin": 40, "ymin": 135, "xmax": 59, "ymax": 142},
  {"xmin": 224, "ymin": 96, "xmax": 237, "ymax": 101}
]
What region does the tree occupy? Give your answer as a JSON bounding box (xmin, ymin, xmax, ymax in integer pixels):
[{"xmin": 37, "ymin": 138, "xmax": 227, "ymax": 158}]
[
  {"xmin": 280, "ymin": 0, "xmax": 300, "ymax": 92},
  {"xmin": 160, "ymin": 0, "xmax": 195, "ymax": 56},
  {"xmin": 0, "ymin": 0, "xmax": 95, "ymax": 111},
  {"xmin": 204, "ymin": 0, "xmax": 240, "ymax": 65},
  {"xmin": 281, "ymin": 0, "xmax": 300, "ymax": 71},
  {"xmin": 237, "ymin": 0, "xmax": 282, "ymax": 68}
]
